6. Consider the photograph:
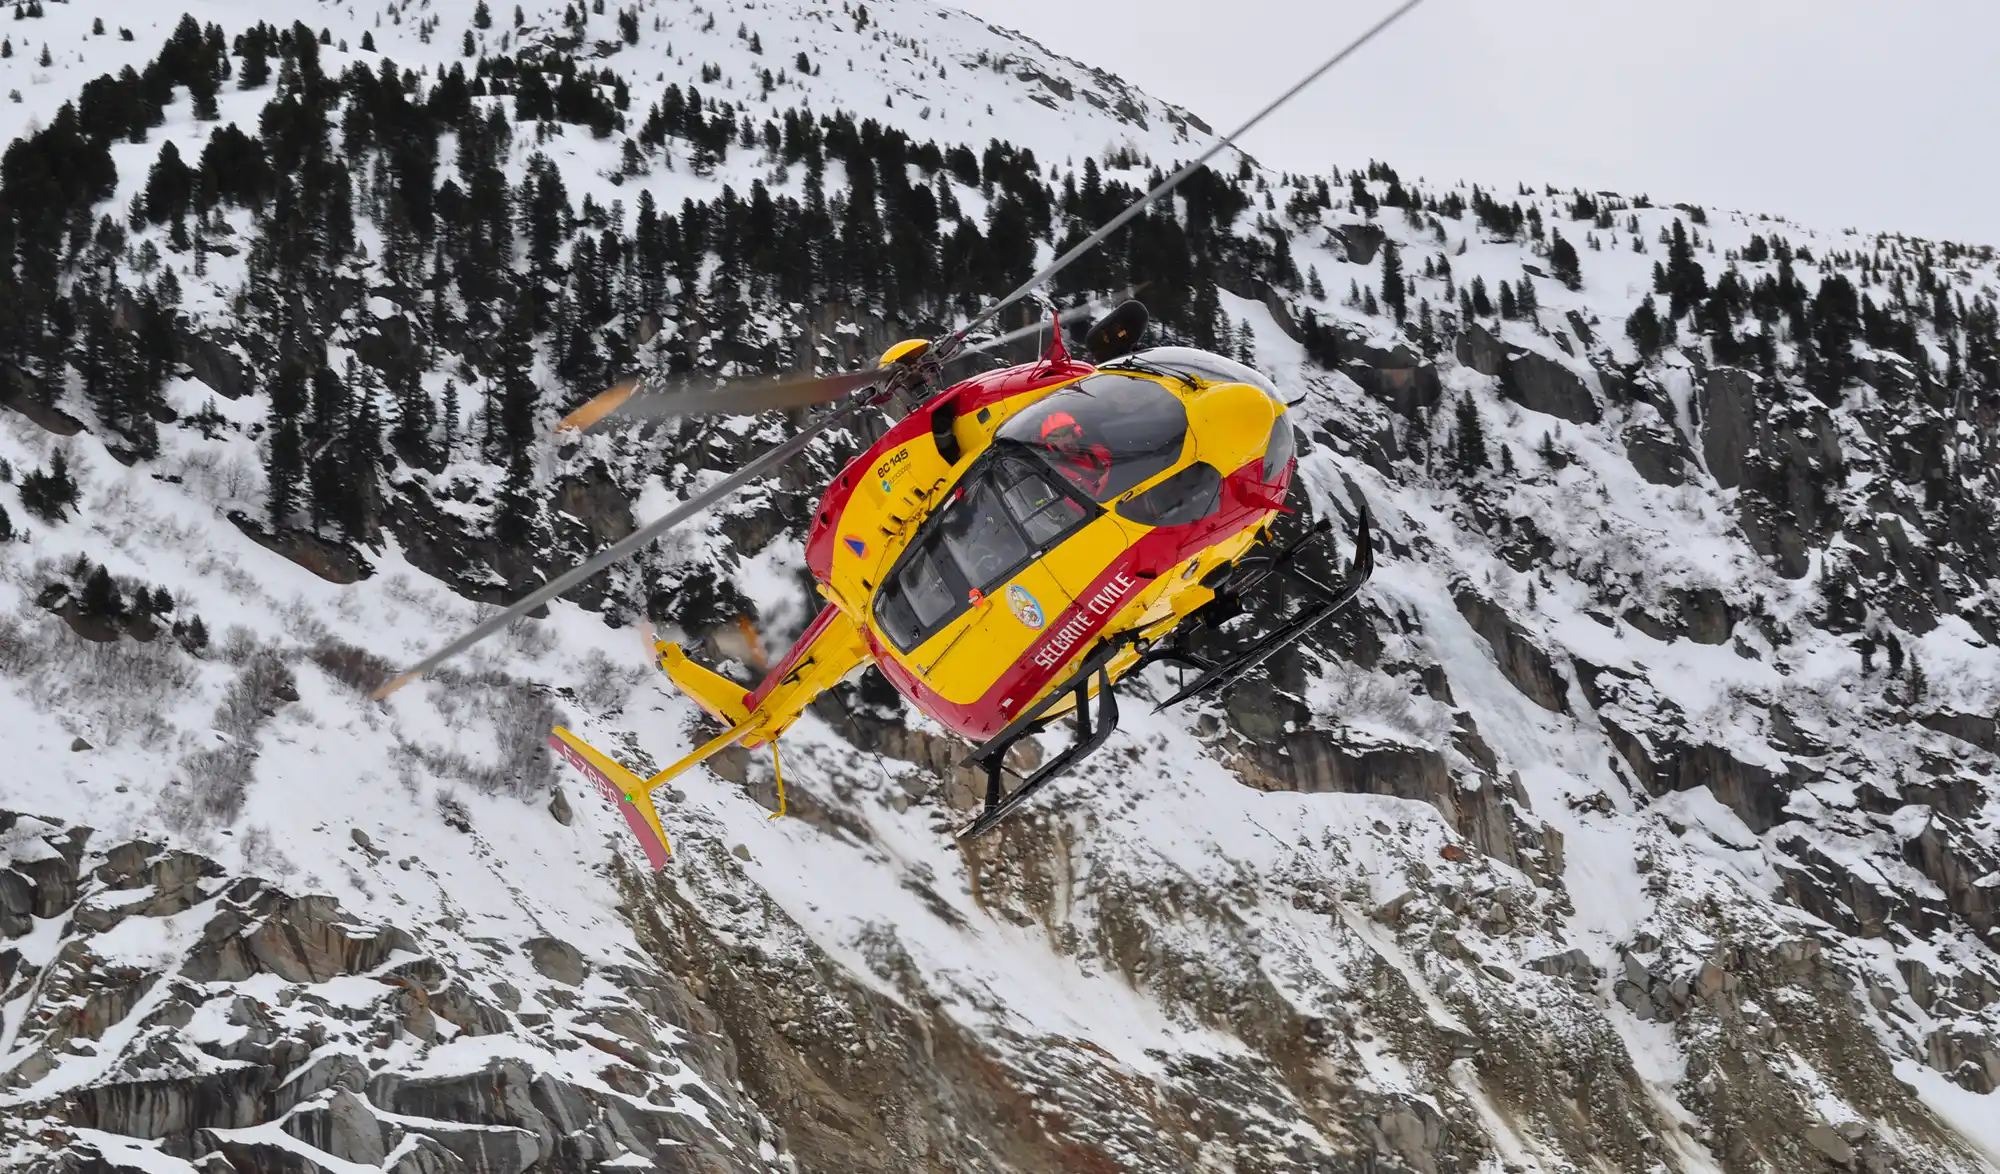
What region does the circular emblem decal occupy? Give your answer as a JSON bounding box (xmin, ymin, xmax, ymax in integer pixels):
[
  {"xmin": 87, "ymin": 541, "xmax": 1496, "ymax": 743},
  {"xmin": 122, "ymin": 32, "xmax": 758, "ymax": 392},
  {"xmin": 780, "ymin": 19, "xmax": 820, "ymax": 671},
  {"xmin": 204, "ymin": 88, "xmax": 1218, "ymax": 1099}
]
[{"xmin": 1006, "ymin": 584, "xmax": 1045, "ymax": 630}]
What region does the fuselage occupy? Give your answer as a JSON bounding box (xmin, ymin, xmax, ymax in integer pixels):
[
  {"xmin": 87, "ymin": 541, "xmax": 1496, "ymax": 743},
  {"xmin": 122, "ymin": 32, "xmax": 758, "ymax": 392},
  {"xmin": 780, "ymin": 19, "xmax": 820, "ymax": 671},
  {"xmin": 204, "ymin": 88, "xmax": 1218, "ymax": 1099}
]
[{"xmin": 779, "ymin": 345, "xmax": 1298, "ymax": 742}]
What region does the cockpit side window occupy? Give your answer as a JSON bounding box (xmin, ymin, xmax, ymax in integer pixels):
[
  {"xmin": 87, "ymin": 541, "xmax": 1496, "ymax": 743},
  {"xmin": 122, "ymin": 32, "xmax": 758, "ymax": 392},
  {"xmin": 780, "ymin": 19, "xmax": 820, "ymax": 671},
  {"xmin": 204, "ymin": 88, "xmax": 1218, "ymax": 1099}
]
[
  {"xmin": 1117, "ymin": 461, "xmax": 1222, "ymax": 528},
  {"xmin": 995, "ymin": 374, "xmax": 1188, "ymax": 502}
]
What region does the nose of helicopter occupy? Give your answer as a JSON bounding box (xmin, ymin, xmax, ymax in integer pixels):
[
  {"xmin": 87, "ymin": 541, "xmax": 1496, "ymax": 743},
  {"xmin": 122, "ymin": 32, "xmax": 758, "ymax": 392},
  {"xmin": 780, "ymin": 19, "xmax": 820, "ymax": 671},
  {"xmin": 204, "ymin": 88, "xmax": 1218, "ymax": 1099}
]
[{"xmin": 1186, "ymin": 381, "xmax": 1285, "ymax": 479}]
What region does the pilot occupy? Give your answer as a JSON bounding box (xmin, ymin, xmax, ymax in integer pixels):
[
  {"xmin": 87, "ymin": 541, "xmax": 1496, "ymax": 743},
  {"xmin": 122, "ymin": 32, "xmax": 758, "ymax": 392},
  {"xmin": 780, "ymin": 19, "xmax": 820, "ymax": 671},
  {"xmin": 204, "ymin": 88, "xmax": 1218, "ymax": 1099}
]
[{"xmin": 1039, "ymin": 411, "xmax": 1113, "ymax": 497}]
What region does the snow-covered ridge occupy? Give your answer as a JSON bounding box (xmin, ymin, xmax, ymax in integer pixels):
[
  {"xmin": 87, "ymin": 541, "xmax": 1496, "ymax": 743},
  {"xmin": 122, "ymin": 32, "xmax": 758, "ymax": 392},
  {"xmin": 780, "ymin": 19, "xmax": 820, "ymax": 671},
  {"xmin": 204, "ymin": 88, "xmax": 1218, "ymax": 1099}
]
[{"xmin": 0, "ymin": 0, "xmax": 1997, "ymax": 1171}]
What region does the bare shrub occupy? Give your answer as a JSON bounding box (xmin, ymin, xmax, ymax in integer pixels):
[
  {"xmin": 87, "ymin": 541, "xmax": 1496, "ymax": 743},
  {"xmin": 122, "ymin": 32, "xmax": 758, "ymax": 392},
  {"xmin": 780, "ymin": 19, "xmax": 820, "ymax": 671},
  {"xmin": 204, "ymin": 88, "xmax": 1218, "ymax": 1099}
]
[
  {"xmin": 216, "ymin": 625, "xmax": 262, "ymax": 665},
  {"xmin": 401, "ymin": 669, "xmax": 562, "ymax": 801},
  {"xmin": 502, "ymin": 611, "xmax": 557, "ymax": 659},
  {"xmin": 238, "ymin": 824, "xmax": 297, "ymax": 879},
  {"xmin": 0, "ymin": 603, "xmax": 196, "ymax": 749},
  {"xmin": 571, "ymin": 648, "xmax": 644, "ymax": 715},
  {"xmin": 1310, "ymin": 664, "xmax": 1454, "ymax": 746},
  {"xmin": 279, "ymin": 594, "xmax": 333, "ymax": 644},
  {"xmin": 310, "ymin": 639, "xmax": 396, "ymax": 695},
  {"xmin": 0, "ymin": 612, "xmax": 54, "ymax": 677},
  {"xmin": 213, "ymin": 650, "xmax": 298, "ymax": 740},
  {"xmin": 165, "ymin": 643, "xmax": 298, "ymax": 832},
  {"xmin": 164, "ymin": 740, "xmax": 258, "ymax": 830}
]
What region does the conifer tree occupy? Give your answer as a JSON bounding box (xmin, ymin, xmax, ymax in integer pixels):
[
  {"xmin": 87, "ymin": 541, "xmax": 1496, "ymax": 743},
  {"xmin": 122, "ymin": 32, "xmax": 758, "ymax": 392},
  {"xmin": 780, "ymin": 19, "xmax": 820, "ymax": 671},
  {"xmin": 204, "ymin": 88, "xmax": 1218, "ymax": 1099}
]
[
  {"xmin": 1626, "ymin": 295, "xmax": 1667, "ymax": 359},
  {"xmin": 81, "ymin": 566, "xmax": 122, "ymax": 618},
  {"xmin": 1454, "ymin": 396, "xmax": 1487, "ymax": 473},
  {"xmin": 1549, "ymin": 229, "xmax": 1581, "ymax": 290},
  {"xmin": 238, "ymin": 29, "xmax": 269, "ymax": 89},
  {"xmin": 494, "ymin": 450, "xmax": 538, "ymax": 545},
  {"xmin": 1379, "ymin": 241, "xmax": 1405, "ymax": 323},
  {"xmin": 265, "ymin": 359, "xmax": 308, "ymax": 527}
]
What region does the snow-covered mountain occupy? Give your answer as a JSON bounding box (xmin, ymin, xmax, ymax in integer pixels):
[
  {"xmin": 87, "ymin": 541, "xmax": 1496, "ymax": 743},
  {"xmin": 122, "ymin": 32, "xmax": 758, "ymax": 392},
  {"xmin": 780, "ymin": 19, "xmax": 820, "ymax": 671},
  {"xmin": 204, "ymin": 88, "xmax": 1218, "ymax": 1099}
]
[{"xmin": 2, "ymin": 1, "xmax": 1998, "ymax": 1172}]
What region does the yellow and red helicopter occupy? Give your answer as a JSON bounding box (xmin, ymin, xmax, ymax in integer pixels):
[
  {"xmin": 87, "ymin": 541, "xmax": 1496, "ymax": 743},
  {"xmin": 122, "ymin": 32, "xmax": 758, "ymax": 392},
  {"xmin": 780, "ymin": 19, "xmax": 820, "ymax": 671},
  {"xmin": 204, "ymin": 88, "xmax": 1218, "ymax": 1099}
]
[{"xmin": 373, "ymin": 5, "xmax": 1425, "ymax": 865}]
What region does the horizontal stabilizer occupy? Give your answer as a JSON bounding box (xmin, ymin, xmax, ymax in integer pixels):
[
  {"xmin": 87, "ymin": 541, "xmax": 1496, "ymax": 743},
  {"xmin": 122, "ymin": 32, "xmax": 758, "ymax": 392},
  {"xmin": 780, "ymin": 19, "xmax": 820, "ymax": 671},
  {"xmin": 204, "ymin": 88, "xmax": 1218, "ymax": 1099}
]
[{"xmin": 658, "ymin": 642, "xmax": 751, "ymax": 726}]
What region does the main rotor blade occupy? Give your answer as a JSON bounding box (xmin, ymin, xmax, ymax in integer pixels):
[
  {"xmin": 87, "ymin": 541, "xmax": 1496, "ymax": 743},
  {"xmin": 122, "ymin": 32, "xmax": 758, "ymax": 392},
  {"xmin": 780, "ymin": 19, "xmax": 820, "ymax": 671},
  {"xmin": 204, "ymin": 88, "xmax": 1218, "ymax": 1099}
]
[
  {"xmin": 953, "ymin": 290, "xmax": 1135, "ymax": 361},
  {"xmin": 372, "ymin": 397, "xmax": 866, "ymax": 699},
  {"xmin": 953, "ymin": 0, "xmax": 1427, "ymax": 342},
  {"xmin": 559, "ymin": 367, "xmax": 881, "ymax": 433}
]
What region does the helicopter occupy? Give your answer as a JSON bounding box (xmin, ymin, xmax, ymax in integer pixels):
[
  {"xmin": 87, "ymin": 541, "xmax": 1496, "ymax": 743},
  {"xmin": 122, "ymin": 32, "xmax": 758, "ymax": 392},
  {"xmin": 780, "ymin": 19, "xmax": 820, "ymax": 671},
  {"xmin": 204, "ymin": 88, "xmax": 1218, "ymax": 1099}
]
[{"xmin": 372, "ymin": 1, "xmax": 1423, "ymax": 866}]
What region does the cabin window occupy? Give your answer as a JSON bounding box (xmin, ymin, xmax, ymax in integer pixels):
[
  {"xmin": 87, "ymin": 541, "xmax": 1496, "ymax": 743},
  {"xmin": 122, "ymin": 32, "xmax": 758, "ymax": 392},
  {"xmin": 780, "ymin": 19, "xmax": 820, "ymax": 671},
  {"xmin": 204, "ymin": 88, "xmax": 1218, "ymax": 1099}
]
[
  {"xmin": 871, "ymin": 455, "xmax": 1095, "ymax": 652},
  {"xmin": 995, "ymin": 373, "xmax": 1188, "ymax": 502},
  {"xmin": 1117, "ymin": 461, "xmax": 1223, "ymax": 528}
]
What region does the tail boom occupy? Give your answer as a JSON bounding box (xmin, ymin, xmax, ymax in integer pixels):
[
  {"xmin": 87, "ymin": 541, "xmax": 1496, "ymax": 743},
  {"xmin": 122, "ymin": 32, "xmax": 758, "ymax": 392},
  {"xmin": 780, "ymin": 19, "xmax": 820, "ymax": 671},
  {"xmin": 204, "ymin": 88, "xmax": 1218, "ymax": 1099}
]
[{"xmin": 548, "ymin": 604, "xmax": 872, "ymax": 866}]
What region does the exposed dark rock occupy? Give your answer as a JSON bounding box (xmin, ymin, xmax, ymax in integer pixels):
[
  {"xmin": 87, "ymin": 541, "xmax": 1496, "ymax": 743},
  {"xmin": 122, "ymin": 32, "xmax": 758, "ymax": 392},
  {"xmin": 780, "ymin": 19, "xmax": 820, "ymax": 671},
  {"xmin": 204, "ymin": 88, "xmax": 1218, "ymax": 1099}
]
[
  {"xmin": 1699, "ymin": 367, "xmax": 1760, "ymax": 489},
  {"xmin": 1900, "ymin": 813, "xmax": 1997, "ymax": 938},
  {"xmin": 1341, "ymin": 335, "xmax": 1442, "ymax": 417},
  {"xmin": 1776, "ymin": 836, "xmax": 1950, "ymax": 940},
  {"xmin": 1624, "ymin": 419, "xmax": 1692, "ymax": 486},
  {"xmin": 525, "ymin": 937, "xmax": 588, "ymax": 986},
  {"xmin": 0, "ymin": 373, "xmax": 88, "ymax": 434},
  {"xmin": 1605, "ymin": 716, "xmax": 1793, "ymax": 834},
  {"xmin": 387, "ymin": 1134, "xmax": 465, "ymax": 1174},
  {"xmin": 69, "ymin": 1067, "xmax": 275, "ymax": 1139},
  {"xmin": 227, "ymin": 512, "xmax": 373, "ymax": 584},
  {"xmin": 1, "ymin": 868, "xmax": 34, "ymax": 937},
  {"xmin": 1926, "ymin": 1027, "xmax": 2000, "ymax": 1093},
  {"xmin": 178, "ymin": 329, "xmax": 250, "ymax": 399},
  {"xmin": 551, "ymin": 465, "xmax": 636, "ymax": 548},
  {"xmin": 279, "ymin": 1088, "xmax": 394, "ymax": 1166},
  {"xmin": 1455, "ymin": 324, "xmax": 1601, "ymax": 423},
  {"xmin": 245, "ymin": 895, "xmax": 410, "ymax": 983},
  {"xmin": 1453, "ymin": 589, "xmax": 1569, "ymax": 713},
  {"xmin": 1330, "ymin": 222, "xmax": 1386, "ymax": 265},
  {"xmin": 1918, "ymin": 710, "xmax": 1998, "ymax": 755},
  {"xmin": 202, "ymin": 1134, "xmax": 340, "ymax": 1174}
]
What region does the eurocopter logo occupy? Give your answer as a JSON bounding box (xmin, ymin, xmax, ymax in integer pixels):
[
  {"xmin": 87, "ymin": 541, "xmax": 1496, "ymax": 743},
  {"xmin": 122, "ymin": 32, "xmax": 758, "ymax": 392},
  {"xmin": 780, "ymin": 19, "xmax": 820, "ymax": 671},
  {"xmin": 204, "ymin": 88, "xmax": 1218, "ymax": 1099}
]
[
  {"xmin": 1029, "ymin": 571, "xmax": 1138, "ymax": 670},
  {"xmin": 1006, "ymin": 584, "xmax": 1044, "ymax": 630}
]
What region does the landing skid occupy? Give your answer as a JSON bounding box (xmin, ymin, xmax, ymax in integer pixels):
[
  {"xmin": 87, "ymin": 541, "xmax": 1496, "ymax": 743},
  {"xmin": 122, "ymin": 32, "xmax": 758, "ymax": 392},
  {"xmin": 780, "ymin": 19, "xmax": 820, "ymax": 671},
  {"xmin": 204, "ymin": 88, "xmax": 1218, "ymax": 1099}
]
[{"xmin": 952, "ymin": 505, "xmax": 1374, "ymax": 840}]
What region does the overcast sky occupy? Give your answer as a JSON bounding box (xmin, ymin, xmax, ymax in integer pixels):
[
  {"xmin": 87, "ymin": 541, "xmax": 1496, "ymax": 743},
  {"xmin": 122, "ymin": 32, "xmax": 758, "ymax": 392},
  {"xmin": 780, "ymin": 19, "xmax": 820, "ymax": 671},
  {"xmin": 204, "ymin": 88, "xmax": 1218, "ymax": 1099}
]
[{"xmin": 945, "ymin": 0, "xmax": 1999, "ymax": 245}]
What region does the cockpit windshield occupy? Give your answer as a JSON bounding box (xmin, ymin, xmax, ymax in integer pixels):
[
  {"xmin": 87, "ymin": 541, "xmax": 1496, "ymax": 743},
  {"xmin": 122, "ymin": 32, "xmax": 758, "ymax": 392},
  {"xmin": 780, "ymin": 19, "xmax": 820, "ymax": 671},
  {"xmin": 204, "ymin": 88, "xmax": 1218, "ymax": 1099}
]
[
  {"xmin": 872, "ymin": 454, "xmax": 1093, "ymax": 652},
  {"xmin": 994, "ymin": 373, "xmax": 1188, "ymax": 502}
]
